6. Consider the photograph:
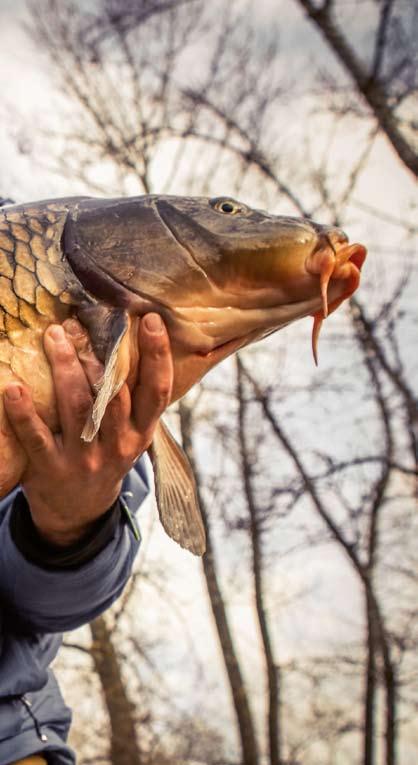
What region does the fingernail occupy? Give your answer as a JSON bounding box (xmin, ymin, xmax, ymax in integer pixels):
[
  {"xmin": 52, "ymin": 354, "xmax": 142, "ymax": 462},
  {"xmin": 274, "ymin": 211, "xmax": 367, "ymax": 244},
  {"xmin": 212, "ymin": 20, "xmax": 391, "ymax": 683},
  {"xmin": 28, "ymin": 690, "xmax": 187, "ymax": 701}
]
[
  {"xmin": 64, "ymin": 319, "xmax": 83, "ymax": 337},
  {"xmin": 143, "ymin": 314, "xmax": 163, "ymax": 334},
  {"xmin": 5, "ymin": 384, "xmax": 22, "ymax": 401},
  {"xmin": 48, "ymin": 325, "xmax": 65, "ymax": 342}
]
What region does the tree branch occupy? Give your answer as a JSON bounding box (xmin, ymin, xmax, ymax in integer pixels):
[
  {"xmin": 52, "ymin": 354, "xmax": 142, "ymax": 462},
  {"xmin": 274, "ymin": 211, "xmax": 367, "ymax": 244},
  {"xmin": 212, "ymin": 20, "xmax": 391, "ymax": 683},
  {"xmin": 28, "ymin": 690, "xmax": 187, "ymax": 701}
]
[{"xmin": 296, "ymin": 0, "xmax": 418, "ymax": 177}]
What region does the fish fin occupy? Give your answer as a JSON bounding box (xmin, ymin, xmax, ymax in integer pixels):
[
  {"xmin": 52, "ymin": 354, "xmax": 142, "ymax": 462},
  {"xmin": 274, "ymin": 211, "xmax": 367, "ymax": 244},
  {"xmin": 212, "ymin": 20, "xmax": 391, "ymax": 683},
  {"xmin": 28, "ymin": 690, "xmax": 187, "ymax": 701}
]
[
  {"xmin": 148, "ymin": 420, "xmax": 206, "ymax": 556},
  {"xmin": 81, "ymin": 309, "xmax": 131, "ymax": 441}
]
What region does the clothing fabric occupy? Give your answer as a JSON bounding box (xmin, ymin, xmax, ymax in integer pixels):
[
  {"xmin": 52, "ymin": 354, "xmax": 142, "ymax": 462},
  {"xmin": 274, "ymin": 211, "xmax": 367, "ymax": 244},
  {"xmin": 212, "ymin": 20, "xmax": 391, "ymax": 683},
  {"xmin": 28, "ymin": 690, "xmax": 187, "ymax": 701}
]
[{"xmin": 0, "ymin": 459, "xmax": 149, "ymax": 765}]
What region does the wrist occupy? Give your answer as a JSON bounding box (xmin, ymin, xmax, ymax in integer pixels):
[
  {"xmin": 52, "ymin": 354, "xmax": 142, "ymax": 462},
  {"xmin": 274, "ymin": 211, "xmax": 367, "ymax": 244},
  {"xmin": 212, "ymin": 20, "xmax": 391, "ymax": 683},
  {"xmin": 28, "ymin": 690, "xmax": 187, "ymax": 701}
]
[
  {"xmin": 10, "ymin": 491, "xmax": 124, "ymax": 569},
  {"xmin": 23, "ymin": 483, "xmax": 123, "ymax": 547},
  {"xmin": 34, "ymin": 520, "xmax": 97, "ymax": 547},
  {"xmin": 28, "ymin": 496, "xmax": 100, "ymax": 547}
]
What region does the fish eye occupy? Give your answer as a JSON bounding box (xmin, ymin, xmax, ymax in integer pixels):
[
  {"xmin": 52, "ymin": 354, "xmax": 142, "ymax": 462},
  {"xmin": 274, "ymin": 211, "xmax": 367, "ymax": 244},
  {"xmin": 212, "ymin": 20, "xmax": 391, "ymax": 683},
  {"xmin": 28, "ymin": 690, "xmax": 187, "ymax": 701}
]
[
  {"xmin": 220, "ymin": 202, "xmax": 235, "ymax": 213},
  {"xmin": 210, "ymin": 198, "xmax": 243, "ymax": 215}
]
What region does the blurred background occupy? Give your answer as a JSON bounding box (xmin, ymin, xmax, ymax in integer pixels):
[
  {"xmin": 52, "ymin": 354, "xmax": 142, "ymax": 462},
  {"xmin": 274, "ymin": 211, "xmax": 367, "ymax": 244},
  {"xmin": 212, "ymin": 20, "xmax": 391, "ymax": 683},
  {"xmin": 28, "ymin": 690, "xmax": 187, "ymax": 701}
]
[{"xmin": 1, "ymin": 1, "xmax": 417, "ymax": 763}]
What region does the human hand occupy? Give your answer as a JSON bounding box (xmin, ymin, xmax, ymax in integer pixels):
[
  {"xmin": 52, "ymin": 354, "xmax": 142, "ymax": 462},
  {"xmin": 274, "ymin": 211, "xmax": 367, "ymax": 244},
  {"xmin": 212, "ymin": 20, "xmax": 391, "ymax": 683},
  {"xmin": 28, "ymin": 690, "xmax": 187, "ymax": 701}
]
[{"xmin": 4, "ymin": 313, "xmax": 173, "ymax": 547}]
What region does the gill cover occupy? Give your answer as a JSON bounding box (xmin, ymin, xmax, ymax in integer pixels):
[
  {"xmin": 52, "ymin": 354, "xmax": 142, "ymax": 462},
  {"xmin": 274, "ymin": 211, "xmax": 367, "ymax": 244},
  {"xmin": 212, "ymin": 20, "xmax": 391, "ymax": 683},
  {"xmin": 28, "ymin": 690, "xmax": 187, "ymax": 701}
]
[{"xmin": 63, "ymin": 196, "xmax": 214, "ymax": 306}]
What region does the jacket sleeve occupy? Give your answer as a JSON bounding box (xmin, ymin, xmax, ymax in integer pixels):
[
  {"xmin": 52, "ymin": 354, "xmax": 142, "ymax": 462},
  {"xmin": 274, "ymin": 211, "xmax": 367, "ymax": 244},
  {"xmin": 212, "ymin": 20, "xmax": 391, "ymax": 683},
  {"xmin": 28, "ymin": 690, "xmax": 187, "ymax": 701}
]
[{"xmin": 0, "ymin": 458, "xmax": 150, "ymax": 634}]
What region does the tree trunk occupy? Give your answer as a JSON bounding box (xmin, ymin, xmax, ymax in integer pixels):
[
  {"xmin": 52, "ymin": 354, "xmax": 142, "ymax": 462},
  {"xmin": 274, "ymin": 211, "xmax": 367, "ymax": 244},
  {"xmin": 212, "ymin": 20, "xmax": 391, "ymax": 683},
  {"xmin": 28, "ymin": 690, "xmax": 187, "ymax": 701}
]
[
  {"xmin": 380, "ymin": 626, "xmax": 397, "ymax": 765},
  {"xmin": 236, "ymin": 357, "xmax": 282, "ymax": 765},
  {"xmin": 240, "ymin": 360, "xmax": 399, "ymax": 765},
  {"xmin": 178, "ymin": 399, "xmax": 260, "ymax": 765},
  {"xmin": 363, "ymin": 589, "xmax": 377, "ymax": 765},
  {"xmin": 90, "ymin": 615, "xmax": 142, "ymax": 765},
  {"xmin": 364, "ymin": 586, "xmax": 398, "ymax": 765}
]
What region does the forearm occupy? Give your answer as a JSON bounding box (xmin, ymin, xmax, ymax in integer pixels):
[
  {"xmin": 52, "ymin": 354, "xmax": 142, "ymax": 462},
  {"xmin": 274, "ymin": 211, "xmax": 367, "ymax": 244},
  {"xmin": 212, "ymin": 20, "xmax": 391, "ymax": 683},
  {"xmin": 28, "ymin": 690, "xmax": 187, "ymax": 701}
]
[
  {"xmin": 0, "ymin": 463, "xmax": 148, "ymax": 633},
  {"xmin": 0, "ymin": 509, "xmax": 137, "ymax": 633}
]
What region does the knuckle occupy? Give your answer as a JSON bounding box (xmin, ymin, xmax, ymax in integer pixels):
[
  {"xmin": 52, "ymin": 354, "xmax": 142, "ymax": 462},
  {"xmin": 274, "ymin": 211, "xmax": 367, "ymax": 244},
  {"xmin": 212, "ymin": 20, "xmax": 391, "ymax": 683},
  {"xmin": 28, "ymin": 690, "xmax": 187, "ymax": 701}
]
[
  {"xmin": 11, "ymin": 407, "xmax": 33, "ymax": 427},
  {"xmin": 117, "ymin": 452, "xmax": 136, "ymax": 474},
  {"xmin": 152, "ymin": 383, "xmax": 171, "ymax": 410},
  {"xmin": 53, "ymin": 342, "xmax": 76, "ymax": 364},
  {"xmin": 114, "ymin": 428, "xmax": 144, "ymax": 460},
  {"xmin": 106, "ymin": 395, "xmax": 122, "ymax": 418},
  {"xmin": 105, "ymin": 388, "xmax": 130, "ymax": 424},
  {"xmin": 29, "ymin": 430, "xmax": 49, "ymax": 454},
  {"xmin": 150, "ymin": 338, "xmax": 170, "ymax": 359},
  {"xmin": 142, "ymin": 432, "xmax": 154, "ymax": 451},
  {"xmin": 117, "ymin": 440, "xmax": 139, "ymax": 465},
  {"xmin": 80, "ymin": 451, "xmax": 101, "ymax": 475},
  {"xmin": 142, "ymin": 330, "xmax": 170, "ymax": 357},
  {"xmin": 69, "ymin": 392, "xmax": 92, "ymax": 421},
  {"xmin": 5, "ymin": 398, "xmax": 49, "ymax": 450}
]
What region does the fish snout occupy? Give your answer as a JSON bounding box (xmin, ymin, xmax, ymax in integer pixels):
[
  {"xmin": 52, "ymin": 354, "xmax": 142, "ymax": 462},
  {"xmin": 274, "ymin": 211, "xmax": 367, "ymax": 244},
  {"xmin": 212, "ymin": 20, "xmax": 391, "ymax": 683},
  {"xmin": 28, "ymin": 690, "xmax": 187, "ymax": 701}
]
[
  {"xmin": 304, "ymin": 227, "xmax": 367, "ymax": 365},
  {"xmin": 305, "ymin": 228, "xmax": 366, "ymax": 318}
]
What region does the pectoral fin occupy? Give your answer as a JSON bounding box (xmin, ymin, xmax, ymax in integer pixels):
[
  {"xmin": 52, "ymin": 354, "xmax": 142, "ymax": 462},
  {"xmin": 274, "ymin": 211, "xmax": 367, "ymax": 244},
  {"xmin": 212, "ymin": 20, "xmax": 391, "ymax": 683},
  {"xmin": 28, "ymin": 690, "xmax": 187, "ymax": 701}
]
[
  {"xmin": 77, "ymin": 305, "xmax": 131, "ymax": 441},
  {"xmin": 149, "ymin": 420, "xmax": 206, "ymax": 556}
]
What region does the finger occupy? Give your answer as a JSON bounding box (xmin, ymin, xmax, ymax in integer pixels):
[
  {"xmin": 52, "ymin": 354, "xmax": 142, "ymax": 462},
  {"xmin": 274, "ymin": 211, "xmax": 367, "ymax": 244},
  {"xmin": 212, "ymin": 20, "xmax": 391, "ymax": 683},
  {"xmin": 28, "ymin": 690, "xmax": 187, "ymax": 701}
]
[
  {"xmin": 44, "ymin": 325, "xmax": 93, "ymax": 444},
  {"xmin": 3, "ymin": 383, "xmax": 56, "ymax": 467},
  {"xmin": 100, "ymin": 383, "xmax": 132, "ymax": 447},
  {"xmin": 132, "ymin": 314, "xmax": 173, "ymax": 442},
  {"xmin": 63, "ymin": 318, "xmax": 104, "ymax": 390}
]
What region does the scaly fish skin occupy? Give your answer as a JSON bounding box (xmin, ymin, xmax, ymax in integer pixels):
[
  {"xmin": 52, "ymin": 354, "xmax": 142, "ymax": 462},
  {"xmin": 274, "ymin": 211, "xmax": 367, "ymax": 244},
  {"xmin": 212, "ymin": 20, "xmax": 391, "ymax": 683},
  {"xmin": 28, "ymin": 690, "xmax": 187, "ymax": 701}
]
[{"xmin": 0, "ymin": 195, "xmax": 366, "ymax": 554}]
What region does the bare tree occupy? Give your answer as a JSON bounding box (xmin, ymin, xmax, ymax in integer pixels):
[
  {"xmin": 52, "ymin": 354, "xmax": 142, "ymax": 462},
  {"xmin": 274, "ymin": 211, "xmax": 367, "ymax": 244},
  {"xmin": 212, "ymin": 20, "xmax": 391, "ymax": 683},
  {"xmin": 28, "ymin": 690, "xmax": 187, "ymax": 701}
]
[
  {"xmin": 179, "ymin": 398, "xmax": 260, "ymax": 765},
  {"xmin": 90, "ymin": 614, "xmax": 143, "ymax": 765},
  {"xmin": 236, "ymin": 356, "xmax": 282, "ymax": 765},
  {"xmin": 295, "ymin": 0, "xmax": 418, "ymax": 178},
  {"xmin": 23, "ymin": 2, "xmax": 418, "ymax": 764}
]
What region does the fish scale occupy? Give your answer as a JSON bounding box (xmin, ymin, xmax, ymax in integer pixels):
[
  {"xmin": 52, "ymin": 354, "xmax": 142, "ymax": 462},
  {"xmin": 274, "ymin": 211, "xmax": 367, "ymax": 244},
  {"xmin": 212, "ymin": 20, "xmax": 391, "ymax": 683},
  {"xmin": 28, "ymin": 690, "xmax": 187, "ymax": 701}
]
[{"xmin": 0, "ymin": 204, "xmax": 83, "ymax": 336}]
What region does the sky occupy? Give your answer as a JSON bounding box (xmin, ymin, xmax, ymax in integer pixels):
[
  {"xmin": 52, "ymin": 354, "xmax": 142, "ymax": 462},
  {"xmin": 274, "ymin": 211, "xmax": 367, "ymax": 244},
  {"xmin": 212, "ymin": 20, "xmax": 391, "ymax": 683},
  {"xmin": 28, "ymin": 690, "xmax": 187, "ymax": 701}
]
[
  {"xmin": 1, "ymin": 0, "xmax": 417, "ymax": 760},
  {"xmin": 1, "ymin": 0, "xmax": 416, "ymax": 648}
]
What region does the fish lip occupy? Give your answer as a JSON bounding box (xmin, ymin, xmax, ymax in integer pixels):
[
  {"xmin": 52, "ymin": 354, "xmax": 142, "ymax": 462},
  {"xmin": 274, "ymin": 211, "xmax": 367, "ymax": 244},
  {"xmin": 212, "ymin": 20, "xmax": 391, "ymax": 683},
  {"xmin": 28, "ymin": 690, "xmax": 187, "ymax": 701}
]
[
  {"xmin": 306, "ymin": 237, "xmax": 367, "ymax": 277},
  {"xmin": 305, "ymin": 236, "xmax": 367, "ymax": 315},
  {"xmin": 344, "ymin": 243, "xmax": 367, "ymax": 271},
  {"xmin": 333, "ymin": 241, "xmax": 367, "ymax": 271},
  {"xmin": 306, "ymin": 237, "xmax": 367, "ymax": 363}
]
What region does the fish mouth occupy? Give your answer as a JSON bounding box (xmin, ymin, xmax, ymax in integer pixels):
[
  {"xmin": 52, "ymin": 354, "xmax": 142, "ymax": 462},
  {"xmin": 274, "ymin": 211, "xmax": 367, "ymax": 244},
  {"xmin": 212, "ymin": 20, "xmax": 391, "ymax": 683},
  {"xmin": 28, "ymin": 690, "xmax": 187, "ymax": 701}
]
[{"xmin": 305, "ymin": 236, "xmax": 367, "ymax": 364}]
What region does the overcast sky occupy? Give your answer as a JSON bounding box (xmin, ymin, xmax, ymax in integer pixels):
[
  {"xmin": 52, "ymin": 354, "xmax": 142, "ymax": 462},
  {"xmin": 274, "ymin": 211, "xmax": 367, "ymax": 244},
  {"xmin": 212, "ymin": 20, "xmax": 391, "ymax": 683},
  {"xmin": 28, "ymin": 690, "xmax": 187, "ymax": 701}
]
[
  {"xmin": 1, "ymin": 0, "xmax": 416, "ymax": 577},
  {"xmin": 1, "ymin": 3, "xmax": 417, "ymax": 740}
]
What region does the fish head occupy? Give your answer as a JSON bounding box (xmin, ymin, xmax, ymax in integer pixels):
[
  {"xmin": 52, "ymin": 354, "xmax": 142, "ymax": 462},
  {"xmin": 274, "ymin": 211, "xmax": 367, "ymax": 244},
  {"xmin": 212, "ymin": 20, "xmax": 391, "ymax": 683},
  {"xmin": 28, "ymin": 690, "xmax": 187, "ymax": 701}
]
[
  {"xmin": 64, "ymin": 195, "xmax": 366, "ymax": 400},
  {"xmin": 148, "ymin": 196, "xmax": 366, "ymax": 395}
]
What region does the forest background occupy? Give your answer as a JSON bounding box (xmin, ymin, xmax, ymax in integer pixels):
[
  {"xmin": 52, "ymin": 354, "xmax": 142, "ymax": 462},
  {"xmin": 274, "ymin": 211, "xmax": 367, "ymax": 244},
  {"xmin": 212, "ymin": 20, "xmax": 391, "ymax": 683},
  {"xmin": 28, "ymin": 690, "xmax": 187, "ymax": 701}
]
[{"xmin": 0, "ymin": 1, "xmax": 417, "ymax": 764}]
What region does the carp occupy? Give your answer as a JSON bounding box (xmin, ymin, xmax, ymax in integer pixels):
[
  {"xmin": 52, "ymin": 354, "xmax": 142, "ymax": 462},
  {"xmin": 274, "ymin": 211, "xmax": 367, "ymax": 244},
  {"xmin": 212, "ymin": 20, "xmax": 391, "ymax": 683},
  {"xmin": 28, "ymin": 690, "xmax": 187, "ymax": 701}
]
[{"xmin": 0, "ymin": 195, "xmax": 366, "ymax": 554}]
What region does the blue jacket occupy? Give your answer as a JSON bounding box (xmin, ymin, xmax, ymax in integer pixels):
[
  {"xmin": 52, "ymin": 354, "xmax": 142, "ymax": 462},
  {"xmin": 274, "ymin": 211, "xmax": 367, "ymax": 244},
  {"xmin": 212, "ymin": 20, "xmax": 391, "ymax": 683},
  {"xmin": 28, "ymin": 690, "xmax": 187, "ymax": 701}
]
[{"xmin": 0, "ymin": 460, "xmax": 149, "ymax": 765}]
